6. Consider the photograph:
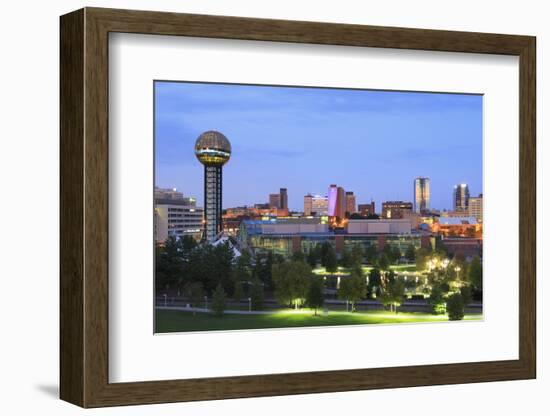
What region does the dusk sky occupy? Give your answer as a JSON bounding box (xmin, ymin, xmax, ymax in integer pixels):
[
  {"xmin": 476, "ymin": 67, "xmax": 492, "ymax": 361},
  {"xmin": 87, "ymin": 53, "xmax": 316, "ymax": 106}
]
[{"xmin": 155, "ymin": 81, "xmax": 482, "ymax": 211}]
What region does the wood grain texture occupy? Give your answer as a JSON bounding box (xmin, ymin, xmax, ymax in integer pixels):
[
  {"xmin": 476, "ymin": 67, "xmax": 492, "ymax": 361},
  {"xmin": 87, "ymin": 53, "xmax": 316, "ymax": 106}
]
[
  {"xmin": 59, "ymin": 7, "xmax": 537, "ymax": 408},
  {"xmin": 59, "ymin": 8, "xmax": 84, "ymax": 407}
]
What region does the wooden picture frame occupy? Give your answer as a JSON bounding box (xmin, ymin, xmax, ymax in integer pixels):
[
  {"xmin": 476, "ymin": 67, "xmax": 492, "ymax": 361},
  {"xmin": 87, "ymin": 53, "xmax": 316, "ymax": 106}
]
[{"xmin": 60, "ymin": 7, "xmax": 536, "ymax": 408}]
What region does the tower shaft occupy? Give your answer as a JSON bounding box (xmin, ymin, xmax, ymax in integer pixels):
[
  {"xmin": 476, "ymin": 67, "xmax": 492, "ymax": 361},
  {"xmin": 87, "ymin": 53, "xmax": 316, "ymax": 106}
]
[{"xmin": 203, "ymin": 165, "xmax": 223, "ymax": 242}]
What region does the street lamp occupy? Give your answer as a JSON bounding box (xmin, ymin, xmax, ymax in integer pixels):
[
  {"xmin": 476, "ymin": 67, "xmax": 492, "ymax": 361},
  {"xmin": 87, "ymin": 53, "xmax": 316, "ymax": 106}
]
[{"xmin": 454, "ymin": 266, "xmax": 462, "ymax": 286}]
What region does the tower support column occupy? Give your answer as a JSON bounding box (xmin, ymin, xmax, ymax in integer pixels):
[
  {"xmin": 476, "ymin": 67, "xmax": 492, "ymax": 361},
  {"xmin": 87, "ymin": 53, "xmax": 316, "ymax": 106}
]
[{"xmin": 204, "ymin": 165, "xmax": 223, "ymax": 242}]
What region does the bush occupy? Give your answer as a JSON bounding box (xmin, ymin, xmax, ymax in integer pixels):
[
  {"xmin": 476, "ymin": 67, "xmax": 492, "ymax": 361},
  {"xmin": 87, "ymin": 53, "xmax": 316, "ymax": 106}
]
[
  {"xmin": 447, "ymin": 292, "xmax": 465, "ymax": 321},
  {"xmin": 211, "ymin": 284, "xmax": 227, "ymax": 317},
  {"xmin": 249, "ymin": 278, "xmax": 264, "ymax": 311}
]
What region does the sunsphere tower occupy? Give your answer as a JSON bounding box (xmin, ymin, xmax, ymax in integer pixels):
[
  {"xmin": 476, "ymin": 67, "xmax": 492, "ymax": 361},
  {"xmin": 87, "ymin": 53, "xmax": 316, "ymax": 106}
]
[{"xmin": 194, "ymin": 131, "xmax": 232, "ymax": 242}]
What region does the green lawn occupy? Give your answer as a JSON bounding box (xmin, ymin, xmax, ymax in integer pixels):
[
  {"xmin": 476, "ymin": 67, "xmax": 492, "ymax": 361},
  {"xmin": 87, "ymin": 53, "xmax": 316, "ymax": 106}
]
[
  {"xmin": 155, "ymin": 308, "xmax": 482, "ymax": 333},
  {"xmin": 312, "ymin": 264, "xmax": 420, "ymax": 276}
]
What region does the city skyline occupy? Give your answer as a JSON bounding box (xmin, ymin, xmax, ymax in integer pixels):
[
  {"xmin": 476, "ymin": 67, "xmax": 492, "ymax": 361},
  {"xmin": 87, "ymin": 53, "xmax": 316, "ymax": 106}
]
[{"xmin": 155, "ymin": 81, "xmax": 482, "ymax": 211}]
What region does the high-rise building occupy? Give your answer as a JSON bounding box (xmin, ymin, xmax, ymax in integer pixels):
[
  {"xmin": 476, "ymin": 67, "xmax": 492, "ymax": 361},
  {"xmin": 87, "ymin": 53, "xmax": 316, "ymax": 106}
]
[
  {"xmin": 382, "ymin": 201, "xmax": 413, "ymax": 219},
  {"xmin": 358, "ymin": 202, "xmax": 376, "ymax": 217},
  {"xmin": 304, "ymin": 194, "xmax": 313, "ymax": 215},
  {"xmin": 269, "ymin": 193, "xmax": 281, "ymax": 208},
  {"xmin": 328, "ymin": 185, "xmax": 347, "ymax": 218},
  {"xmin": 311, "ymin": 195, "xmax": 329, "ymax": 216},
  {"xmin": 414, "ymin": 177, "xmax": 430, "ymax": 213},
  {"xmin": 195, "ymin": 130, "xmax": 231, "ymax": 242},
  {"xmin": 453, "ymin": 183, "xmax": 470, "ymax": 212},
  {"xmin": 328, "ymin": 185, "xmax": 338, "ymax": 217},
  {"xmin": 154, "ymin": 198, "xmax": 204, "ymax": 243},
  {"xmin": 468, "ymin": 193, "xmax": 483, "ymax": 222},
  {"xmin": 154, "ymin": 186, "xmax": 184, "ymax": 200},
  {"xmin": 335, "ymin": 186, "xmax": 346, "ymax": 218},
  {"xmin": 280, "ymin": 188, "xmax": 288, "ymax": 210},
  {"xmin": 345, "ymin": 191, "xmax": 356, "ymax": 215}
]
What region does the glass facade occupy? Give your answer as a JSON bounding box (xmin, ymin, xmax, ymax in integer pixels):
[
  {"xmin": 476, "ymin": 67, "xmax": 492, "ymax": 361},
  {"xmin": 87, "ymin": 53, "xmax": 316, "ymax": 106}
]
[
  {"xmin": 453, "ymin": 183, "xmax": 470, "ymax": 212},
  {"xmin": 414, "ymin": 177, "xmax": 430, "ymax": 213}
]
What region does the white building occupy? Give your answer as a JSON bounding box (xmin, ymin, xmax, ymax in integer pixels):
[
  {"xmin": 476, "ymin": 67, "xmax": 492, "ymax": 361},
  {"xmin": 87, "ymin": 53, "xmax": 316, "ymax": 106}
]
[
  {"xmin": 304, "ymin": 194, "xmax": 329, "ymax": 216},
  {"xmin": 155, "ymin": 198, "xmax": 204, "ymax": 242}
]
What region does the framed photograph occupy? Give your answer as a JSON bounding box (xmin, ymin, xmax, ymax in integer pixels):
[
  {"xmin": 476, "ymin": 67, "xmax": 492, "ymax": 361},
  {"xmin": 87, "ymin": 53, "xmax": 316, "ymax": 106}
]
[{"xmin": 60, "ymin": 7, "xmax": 536, "ymax": 408}]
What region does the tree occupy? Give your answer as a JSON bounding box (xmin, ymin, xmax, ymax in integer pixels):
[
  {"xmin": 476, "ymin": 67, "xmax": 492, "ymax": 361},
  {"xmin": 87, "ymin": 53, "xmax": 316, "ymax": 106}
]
[
  {"xmin": 291, "ymin": 249, "xmax": 306, "ymax": 263},
  {"xmin": 249, "ymin": 277, "xmax": 265, "ymax": 310},
  {"xmin": 368, "ymin": 268, "xmax": 382, "ymax": 298},
  {"xmin": 391, "ymin": 245, "xmax": 402, "ymax": 263},
  {"xmin": 307, "ymin": 275, "xmax": 325, "ymax": 316},
  {"xmin": 183, "ymin": 281, "xmax": 205, "ymax": 315},
  {"xmin": 428, "ymin": 283, "xmax": 447, "ymax": 315},
  {"xmin": 415, "ymin": 247, "xmax": 432, "ymax": 271},
  {"xmin": 233, "ymin": 280, "xmax": 245, "ymax": 302},
  {"xmin": 272, "ymin": 261, "xmax": 312, "ymax": 309},
  {"xmin": 307, "ymin": 246, "xmax": 319, "ymax": 268},
  {"xmin": 382, "ymin": 244, "xmax": 401, "ymax": 264},
  {"xmin": 340, "ymin": 247, "xmax": 353, "ymax": 268},
  {"xmin": 209, "ymin": 242, "xmax": 235, "ymax": 294},
  {"xmin": 211, "ymin": 284, "xmax": 227, "ymax": 317},
  {"xmin": 460, "ymin": 285, "xmax": 473, "ymax": 306},
  {"xmin": 405, "ymin": 245, "xmax": 416, "ymax": 262},
  {"xmin": 365, "ymin": 244, "xmax": 378, "ymax": 265},
  {"xmin": 254, "ymin": 251, "xmax": 275, "ymax": 290},
  {"xmin": 447, "ymin": 292, "xmax": 465, "ymax": 321},
  {"xmin": 324, "ymin": 244, "xmax": 338, "ymax": 273},
  {"xmin": 468, "ymin": 256, "xmax": 483, "ymax": 290},
  {"xmin": 155, "ymin": 236, "xmax": 185, "ymax": 291},
  {"xmin": 378, "ymin": 253, "xmax": 390, "ymax": 271},
  {"xmin": 320, "ymin": 242, "xmax": 331, "ymax": 267},
  {"xmin": 233, "ymin": 250, "xmax": 252, "ymax": 281},
  {"xmin": 338, "ymin": 264, "xmax": 367, "ymax": 311},
  {"xmin": 350, "ymin": 244, "xmax": 364, "ymax": 266},
  {"xmin": 380, "ymin": 272, "xmax": 405, "ymax": 313}
]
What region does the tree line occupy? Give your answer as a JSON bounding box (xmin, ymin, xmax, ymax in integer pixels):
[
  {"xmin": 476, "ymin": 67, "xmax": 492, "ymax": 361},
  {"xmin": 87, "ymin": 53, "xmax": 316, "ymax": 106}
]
[{"xmin": 156, "ymin": 236, "xmax": 482, "ymax": 320}]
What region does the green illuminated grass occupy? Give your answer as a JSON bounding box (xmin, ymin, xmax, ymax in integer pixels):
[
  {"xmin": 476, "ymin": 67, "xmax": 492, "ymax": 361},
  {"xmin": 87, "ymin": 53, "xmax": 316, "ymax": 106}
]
[
  {"xmin": 312, "ymin": 264, "xmax": 419, "ymax": 276},
  {"xmin": 155, "ymin": 309, "xmax": 482, "ymax": 333}
]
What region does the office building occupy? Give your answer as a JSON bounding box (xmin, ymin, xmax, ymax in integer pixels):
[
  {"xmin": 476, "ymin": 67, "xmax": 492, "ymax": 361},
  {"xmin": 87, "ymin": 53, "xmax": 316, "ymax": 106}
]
[
  {"xmin": 468, "ymin": 194, "xmax": 483, "ymax": 222},
  {"xmin": 269, "ymin": 193, "xmax": 281, "ymax": 208},
  {"xmin": 328, "ymin": 185, "xmax": 346, "ymax": 218},
  {"xmin": 194, "ymin": 130, "xmax": 231, "ymax": 242},
  {"xmin": 304, "ymin": 194, "xmax": 313, "ymax": 216},
  {"xmin": 453, "ymin": 183, "xmax": 470, "ymax": 212},
  {"xmin": 311, "ymin": 194, "xmax": 329, "ymax": 216},
  {"xmin": 381, "ymin": 201, "xmax": 413, "ymax": 219},
  {"xmin": 414, "ymin": 177, "xmax": 430, "ymax": 213},
  {"xmin": 328, "ymin": 185, "xmax": 338, "ymax": 216},
  {"xmin": 154, "ymin": 186, "xmax": 184, "ymax": 201},
  {"xmin": 154, "ymin": 198, "xmax": 204, "ymax": 243},
  {"xmin": 280, "ymin": 188, "xmax": 288, "ymax": 210},
  {"xmin": 358, "ymin": 202, "xmax": 376, "ymax": 217},
  {"xmin": 345, "ymin": 191, "xmax": 356, "ymax": 215}
]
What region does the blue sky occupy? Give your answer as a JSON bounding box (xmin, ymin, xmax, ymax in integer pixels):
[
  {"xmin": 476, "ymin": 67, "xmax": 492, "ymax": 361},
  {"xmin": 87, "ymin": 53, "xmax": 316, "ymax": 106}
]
[{"xmin": 155, "ymin": 81, "xmax": 482, "ymax": 211}]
